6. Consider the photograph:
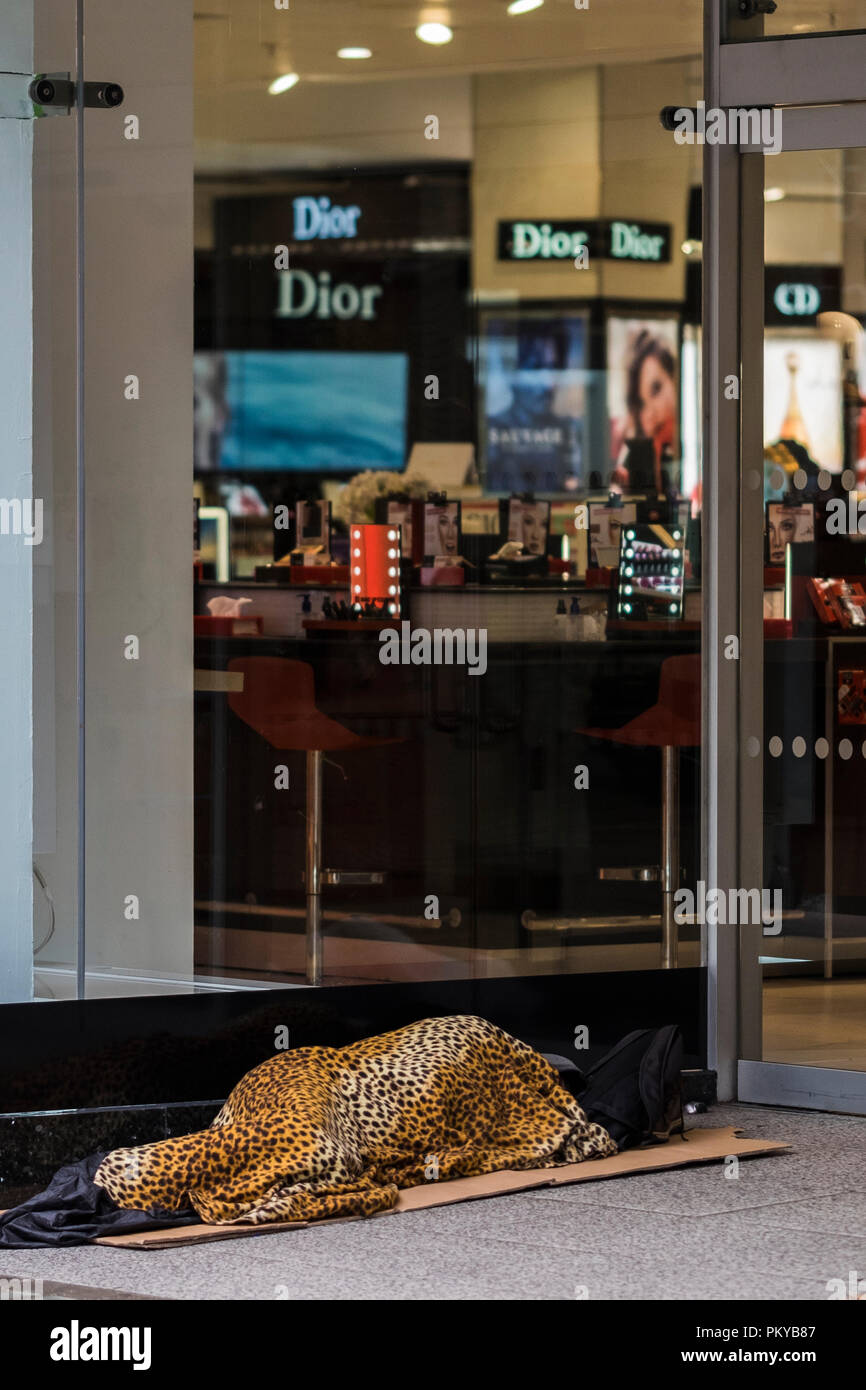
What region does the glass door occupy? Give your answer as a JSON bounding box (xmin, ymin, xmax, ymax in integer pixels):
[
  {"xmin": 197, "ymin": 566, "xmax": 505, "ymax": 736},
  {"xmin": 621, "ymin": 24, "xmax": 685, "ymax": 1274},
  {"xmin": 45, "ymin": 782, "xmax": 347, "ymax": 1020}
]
[
  {"xmin": 26, "ymin": 0, "xmax": 711, "ymax": 1023},
  {"xmin": 711, "ymin": 6, "xmax": 866, "ymax": 1108}
]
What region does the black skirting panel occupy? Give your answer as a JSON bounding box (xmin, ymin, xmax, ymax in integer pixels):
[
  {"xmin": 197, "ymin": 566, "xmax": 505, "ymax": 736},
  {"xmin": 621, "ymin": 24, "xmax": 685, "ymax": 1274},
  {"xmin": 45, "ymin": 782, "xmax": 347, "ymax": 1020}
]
[{"xmin": 0, "ymin": 969, "xmax": 707, "ymax": 1194}]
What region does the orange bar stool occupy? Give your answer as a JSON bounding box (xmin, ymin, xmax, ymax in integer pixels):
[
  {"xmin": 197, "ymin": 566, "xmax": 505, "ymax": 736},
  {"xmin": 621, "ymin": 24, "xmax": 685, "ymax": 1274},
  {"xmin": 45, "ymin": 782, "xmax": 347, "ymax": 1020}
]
[
  {"xmin": 578, "ymin": 653, "xmax": 700, "ymax": 969},
  {"xmin": 227, "ymin": 656, "xmax": 400, "ymax": 985}
]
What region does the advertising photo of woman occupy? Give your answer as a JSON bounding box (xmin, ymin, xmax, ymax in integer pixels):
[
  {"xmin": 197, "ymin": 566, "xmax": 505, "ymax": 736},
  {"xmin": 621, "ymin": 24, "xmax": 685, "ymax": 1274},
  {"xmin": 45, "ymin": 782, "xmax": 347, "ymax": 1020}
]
[
  {"xmin": 424, "ymin": 501, "xmax": 460, "ymax": 558},
  {"xmin": 519, "ymin": 501, "xmax": 550, "ymax": 555},
  {"xmin": 589, "ymin": 502, "xmax": 638, "ymax": 567},
  {"xmin": 608, "ymin": 319, "xmax": 679, "ymax": 493},
  {"xmin": 767, "ymin": 502, "xmax": 815, "ymax": 565}
]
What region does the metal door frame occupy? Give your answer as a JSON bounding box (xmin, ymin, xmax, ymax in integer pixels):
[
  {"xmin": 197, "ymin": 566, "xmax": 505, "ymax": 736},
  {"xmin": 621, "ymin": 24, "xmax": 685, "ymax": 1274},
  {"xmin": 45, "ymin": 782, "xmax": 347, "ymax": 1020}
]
[{"xmin": 705, "ymin": 0, "xmax": 866, "ymax": 1109}]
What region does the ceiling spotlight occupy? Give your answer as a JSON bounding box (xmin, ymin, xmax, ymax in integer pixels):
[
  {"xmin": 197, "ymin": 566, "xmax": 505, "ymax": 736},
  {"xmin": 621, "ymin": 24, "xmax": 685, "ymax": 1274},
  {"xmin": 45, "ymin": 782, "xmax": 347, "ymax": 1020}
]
[
  {"xmin": 416, "ymin": 22, "xmax": 453, "ymax": 44},
  {"xmin": 507, "ymin": 0, "xmax": 543, "ymax": 11},
  {"xmin": 268, "ymin": 72, "xmax": 299, "ymax": 95},
  {"xmin": 337, "ymin": 47, "xmax": 372, "ymax": 59},
  {"xmin": 764, "ymin": 187, "xmax": 786, "ymax": 202}
]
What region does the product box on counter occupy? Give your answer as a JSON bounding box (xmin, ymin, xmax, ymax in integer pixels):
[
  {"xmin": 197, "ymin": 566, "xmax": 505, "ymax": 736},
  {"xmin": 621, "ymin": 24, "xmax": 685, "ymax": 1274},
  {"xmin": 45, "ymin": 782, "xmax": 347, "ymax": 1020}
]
[
  {"xmin": 585, "ymin": 566, "xmax": 615, "ymax": 588},
  {"xmin": 194, "ymin": 614, "xmax": 263, "ymax": 637}
]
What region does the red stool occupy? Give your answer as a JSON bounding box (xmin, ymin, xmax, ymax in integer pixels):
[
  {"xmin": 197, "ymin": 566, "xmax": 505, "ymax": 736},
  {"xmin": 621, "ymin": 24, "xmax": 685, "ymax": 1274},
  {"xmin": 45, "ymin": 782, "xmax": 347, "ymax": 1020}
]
[
  {"xmin": 227, "ymin": 656, "xmax": 400, "ymax": 985},
  {"xmin": 578, "ymin": 654, "xmax": 700, "ymax": 969}
]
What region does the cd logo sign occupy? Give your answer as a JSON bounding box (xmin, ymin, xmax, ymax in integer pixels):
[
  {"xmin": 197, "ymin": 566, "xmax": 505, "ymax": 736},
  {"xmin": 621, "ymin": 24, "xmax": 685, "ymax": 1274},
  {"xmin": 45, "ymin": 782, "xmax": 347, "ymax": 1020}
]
[{"xmin": 773, "ymin": 282, "xmax": 821, "ymax": 317}]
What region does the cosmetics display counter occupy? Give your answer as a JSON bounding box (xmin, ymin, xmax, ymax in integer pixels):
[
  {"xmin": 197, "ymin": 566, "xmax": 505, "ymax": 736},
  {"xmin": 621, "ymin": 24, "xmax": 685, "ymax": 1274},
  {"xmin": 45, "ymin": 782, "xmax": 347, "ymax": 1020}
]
[
  {"xmin": 196, "ymin": 579, "xmax": 698, "ymax": 644},
  {"xmin": 193, "ymin": 567, "xmax": 866, "ymax": 987}
]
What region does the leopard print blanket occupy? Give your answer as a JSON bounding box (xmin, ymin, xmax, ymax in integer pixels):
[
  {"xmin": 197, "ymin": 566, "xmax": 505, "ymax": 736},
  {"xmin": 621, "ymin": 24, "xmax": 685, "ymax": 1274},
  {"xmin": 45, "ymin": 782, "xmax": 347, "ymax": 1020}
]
[{"xmin": 94, "ymin": 1015, "xmax": 616, "ymax": 1226}]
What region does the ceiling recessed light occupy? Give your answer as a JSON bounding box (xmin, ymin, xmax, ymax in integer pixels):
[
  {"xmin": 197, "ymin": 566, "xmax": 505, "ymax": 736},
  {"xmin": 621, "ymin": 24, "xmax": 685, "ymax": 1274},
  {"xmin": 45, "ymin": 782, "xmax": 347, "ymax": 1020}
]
[
  {"xmin": 337, "ymin": 47, "xmax": 372, "ymax": 59},
  {"xmin": 764, "ymin": 187, "xmax": 786, "ymax": 202},
  {"xmin": 268, "ymin": 72, "xmax": 299, "ymax": 95},
  {"xmin": 416, "ymin": 22, "xmax": 453, "ymax": 44},
  {"xmin": 507, "ymin": 0, "xmax": 543, "ymax": 12}
]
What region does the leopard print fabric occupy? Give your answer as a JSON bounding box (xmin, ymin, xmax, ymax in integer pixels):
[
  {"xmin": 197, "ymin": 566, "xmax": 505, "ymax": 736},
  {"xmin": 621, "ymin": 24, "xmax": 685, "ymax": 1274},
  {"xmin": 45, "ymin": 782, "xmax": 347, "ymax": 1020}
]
[{"xmin": 94, "ymin": 1015, "xmax": 617, "ymax": 1226}]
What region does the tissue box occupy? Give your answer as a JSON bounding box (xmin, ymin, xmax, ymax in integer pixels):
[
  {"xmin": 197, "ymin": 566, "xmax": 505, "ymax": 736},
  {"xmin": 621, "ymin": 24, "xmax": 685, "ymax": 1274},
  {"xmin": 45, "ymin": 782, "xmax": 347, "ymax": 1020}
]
[
  {"xmin": 421, "ymin": 566, "xmax": 465, "ymax": 587},
  {"xmin": 194, "ymin": 615, "xmax": 263, "ymax": 637}
]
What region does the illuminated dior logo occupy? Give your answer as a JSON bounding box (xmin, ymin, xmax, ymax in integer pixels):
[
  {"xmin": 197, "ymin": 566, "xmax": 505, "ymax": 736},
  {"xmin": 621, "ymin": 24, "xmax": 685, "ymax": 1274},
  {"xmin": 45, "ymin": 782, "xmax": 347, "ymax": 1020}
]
[
  {"xmin": 609, "ymin": 221, "xmax": 664, "ymax": 262},
  {"xmin": 292, "ymin": 196, "xmax": 361, "ymax": 240},
  {"xmin": 275, "ymin": 270, "xmax": 382, "ymax": 320},
  {"xmin": 511, "ymin": 222, "xmax": 589, "ymax": 260}
]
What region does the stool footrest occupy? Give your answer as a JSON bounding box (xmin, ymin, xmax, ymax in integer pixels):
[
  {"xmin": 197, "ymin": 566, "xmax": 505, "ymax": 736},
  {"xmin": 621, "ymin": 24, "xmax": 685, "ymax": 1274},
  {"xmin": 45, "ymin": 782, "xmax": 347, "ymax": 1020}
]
[
  {"xmin": 598, "ymin": 866, "xmax": 660, "ymax": 882},
  {"xmin": 523, "ymin": 910, "xmax": 662, "ymax": 932},
  {"xmin": 322, "ymin": 869, "xmax": 385, "ymax": 886}
]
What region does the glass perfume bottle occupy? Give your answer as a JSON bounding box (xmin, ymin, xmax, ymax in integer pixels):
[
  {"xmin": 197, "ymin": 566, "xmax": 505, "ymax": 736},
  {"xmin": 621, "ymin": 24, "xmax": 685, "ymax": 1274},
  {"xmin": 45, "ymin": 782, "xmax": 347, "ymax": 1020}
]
[{"xmin": 779, "ymin": 351, "xmax": 811, "ymax": 451}]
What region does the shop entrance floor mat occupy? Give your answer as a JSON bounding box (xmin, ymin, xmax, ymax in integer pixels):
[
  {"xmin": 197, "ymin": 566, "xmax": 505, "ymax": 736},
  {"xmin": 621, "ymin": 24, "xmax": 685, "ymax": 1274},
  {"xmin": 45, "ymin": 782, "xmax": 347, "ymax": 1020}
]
[{"xmin": 92, "ymin": 1126, "xmax": 789, "ymax": 1249}]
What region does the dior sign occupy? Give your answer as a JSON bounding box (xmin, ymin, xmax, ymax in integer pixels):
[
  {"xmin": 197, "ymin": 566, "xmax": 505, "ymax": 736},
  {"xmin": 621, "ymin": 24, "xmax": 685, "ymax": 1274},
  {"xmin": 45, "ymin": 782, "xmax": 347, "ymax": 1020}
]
[
  {"xmin": 275, "ymin": 269, "xmax": 383, "ymax": 320},
  {"xmin": 497, "ymin": 217, "xmax": 671, "ymax": 264},
  {"xmin": 292, "ymin": 196, "xmax": 362, "ymax": 240}
]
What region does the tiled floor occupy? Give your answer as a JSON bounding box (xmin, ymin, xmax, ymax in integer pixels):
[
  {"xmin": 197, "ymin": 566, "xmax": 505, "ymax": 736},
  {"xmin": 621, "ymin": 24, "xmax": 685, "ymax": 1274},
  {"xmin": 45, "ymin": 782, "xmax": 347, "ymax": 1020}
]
[
  {"xmin": 2, "ymin": 1102, "xmax": 864, "ymax": 1300},
  {"xmin": 763, "ymin": 977, "xmax": 866, "ymax": 1070}
]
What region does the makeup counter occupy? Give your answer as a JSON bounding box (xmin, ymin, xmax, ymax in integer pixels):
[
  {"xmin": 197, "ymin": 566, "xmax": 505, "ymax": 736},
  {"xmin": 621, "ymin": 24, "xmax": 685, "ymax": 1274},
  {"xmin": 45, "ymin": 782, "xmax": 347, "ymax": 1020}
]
[{"xmin": 190, "ymin": 476, "xmax": 866, "ymax": 988}]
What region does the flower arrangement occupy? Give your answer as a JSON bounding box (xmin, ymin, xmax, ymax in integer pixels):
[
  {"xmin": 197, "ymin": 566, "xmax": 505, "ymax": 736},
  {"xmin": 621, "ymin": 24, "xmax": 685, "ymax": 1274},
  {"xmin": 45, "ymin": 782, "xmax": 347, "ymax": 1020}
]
[{"xmin": 333, "ymin": 470, "xmax": 429, "ymax": 525}]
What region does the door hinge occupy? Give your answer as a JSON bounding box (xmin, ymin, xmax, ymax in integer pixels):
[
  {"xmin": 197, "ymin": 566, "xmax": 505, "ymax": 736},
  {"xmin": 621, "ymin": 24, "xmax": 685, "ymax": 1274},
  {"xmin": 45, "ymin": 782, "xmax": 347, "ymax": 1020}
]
[{"xmin": 0, "ymin": 72, "xmax": 124, "ymax": 119}]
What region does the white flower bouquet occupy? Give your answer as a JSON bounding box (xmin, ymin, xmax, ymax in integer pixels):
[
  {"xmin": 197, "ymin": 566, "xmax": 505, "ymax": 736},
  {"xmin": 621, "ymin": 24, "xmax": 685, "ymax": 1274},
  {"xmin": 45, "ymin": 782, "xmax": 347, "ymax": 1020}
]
[{"xmin": 333, "ymin": 470, "xmax": 429, "ymax": 525}]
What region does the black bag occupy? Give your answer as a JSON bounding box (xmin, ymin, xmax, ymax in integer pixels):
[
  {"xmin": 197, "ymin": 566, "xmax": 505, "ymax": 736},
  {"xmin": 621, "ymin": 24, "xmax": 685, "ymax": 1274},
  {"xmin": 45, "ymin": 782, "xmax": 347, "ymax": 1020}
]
[
  {"xmin": 565, "ymin": 1025, "xmax": 685, "ymax": 1151},
  {"xmin": 0, "ymin": 1152, "xmax": 198, "ymax": 1248}
]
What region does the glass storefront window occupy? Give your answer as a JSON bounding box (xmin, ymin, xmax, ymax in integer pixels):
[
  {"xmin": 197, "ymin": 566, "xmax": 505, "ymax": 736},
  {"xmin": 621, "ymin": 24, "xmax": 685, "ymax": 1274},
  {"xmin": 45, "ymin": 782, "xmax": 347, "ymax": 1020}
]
[
  {"xmin": 24, "ymin": 1, "xmax": 706, "ymax": 1002},
  {"xmin": 188, "ymin": 7, "xmax": 705, "ymax": 992}
]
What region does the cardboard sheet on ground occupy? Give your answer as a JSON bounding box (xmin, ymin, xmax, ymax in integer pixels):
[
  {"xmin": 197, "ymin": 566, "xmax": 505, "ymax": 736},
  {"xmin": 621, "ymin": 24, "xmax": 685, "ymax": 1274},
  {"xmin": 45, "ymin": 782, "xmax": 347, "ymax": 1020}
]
[{"xmin": 93, "ymin": 1127, "xmax": 789, "ymax": 1249}]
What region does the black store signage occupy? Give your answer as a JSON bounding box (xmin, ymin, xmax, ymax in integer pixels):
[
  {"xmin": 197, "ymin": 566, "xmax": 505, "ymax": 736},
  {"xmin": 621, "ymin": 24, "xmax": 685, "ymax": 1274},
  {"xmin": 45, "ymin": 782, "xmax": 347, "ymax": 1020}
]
[
  {"xmin": 208, "ymin": 173, "xmax": 469, "ymax": 353},
  {"xmin": 201, "ymin": 170, "xmax": 474, "ymax": 442},
  {"xmin": 764, "ymin": 264, "xmax": 842, "ymax": 326},
  {"xmin": 497, "ymin": 218, "xmax": 672, "ymax": 264}
]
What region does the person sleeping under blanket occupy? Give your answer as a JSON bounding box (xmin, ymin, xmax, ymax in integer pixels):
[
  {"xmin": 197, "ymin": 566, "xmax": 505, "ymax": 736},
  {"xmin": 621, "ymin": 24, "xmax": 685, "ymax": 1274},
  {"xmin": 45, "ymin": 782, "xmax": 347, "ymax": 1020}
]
[{"xmin": 94, "ymin": 1015, "xmax": 618, "ymax": 1227}]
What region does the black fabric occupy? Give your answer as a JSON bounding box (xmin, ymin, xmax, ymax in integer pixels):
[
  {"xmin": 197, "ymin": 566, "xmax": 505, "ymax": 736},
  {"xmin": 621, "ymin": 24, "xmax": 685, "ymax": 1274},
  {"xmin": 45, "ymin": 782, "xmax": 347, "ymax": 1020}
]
[
  {"xmin": 542, "ymin": 1053, "xmax": 588, "ymax": 1102},
  {"xmin": 567, "ymin": 1026, "xmax": 685, "ymax": 1151},
  {"xmin": 0, "ymin": 1151, "xmax": 198, "ymax": 1248}
]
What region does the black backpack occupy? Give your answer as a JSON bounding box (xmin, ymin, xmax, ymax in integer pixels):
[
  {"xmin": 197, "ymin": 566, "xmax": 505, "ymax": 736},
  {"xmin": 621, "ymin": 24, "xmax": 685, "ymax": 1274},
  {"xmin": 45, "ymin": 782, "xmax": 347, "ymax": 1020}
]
[{"xmin": 557, "ymin": 1025, "xmax": 685, "ymax": 1150}]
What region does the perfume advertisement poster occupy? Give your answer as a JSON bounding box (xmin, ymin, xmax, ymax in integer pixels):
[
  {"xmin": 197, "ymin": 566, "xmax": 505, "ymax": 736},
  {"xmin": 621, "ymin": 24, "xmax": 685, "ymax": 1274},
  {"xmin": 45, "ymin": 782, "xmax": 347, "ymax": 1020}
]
[
  {"xmin": 764, "ymin": 335, "xmax": 843, "ymax": 470},
  {"xmin": 607, "ymin": 316, "xmax": 679, "ymax": 477},
  {"xmin": 589, "ymin": 502, "xmax": 637, "ymax": 568},
  {"xmin": 423, "ymin": 502, "xmax": 460, "ymax": 559},
  {"xmin": 767, "ymin": 501, "xmax": 815, "ymax": 565},
  {"xmin": 507, "ymin": 498, "xmax": 550, "ymax": 555},
  {"xmin": 479, "ymin": 311, "xmax": 587, "ymax": 493}
]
